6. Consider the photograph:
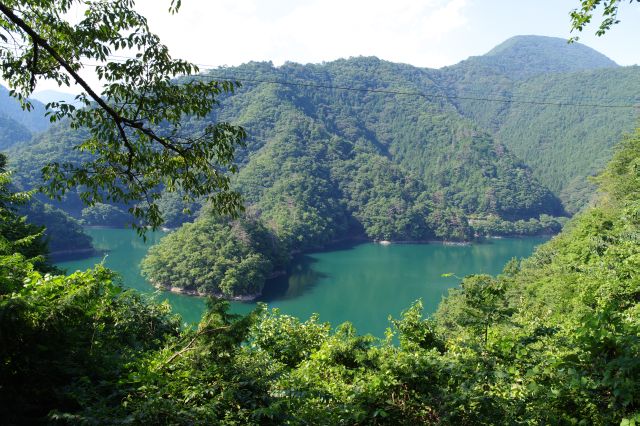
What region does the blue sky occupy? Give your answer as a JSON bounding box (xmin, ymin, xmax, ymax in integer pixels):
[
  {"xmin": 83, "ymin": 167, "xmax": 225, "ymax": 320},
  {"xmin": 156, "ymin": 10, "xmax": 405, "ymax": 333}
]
[{"xmin": 32, "ymin": 0, "xmax": 640, "ymax": 95}]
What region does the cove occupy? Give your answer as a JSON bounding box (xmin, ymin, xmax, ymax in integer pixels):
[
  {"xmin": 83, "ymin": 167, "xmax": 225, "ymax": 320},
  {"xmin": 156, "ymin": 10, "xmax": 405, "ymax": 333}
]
[{"xmin": 56, "ymin": 228, "xmax": 549, "ymax": 336}]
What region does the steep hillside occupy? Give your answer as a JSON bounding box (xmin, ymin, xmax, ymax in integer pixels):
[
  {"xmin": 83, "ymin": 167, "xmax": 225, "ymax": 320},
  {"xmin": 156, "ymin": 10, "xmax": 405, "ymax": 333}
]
[
  {"xmin": 216, "ymin": 58, "xmax": 564, "ymax": 226},
  {"xmin": 11, "ymin": 58, "xmax": 562, "ymax": 232},
  {"xmin": 492, "ymin": 67, "xmax": 640, "ymax": 212},
  {"xmin": 0, "ymin": 113, "xmax": 32, "ymax": 150},
  {"xmin": 141, "ymin": 60, "xmax": 565, "ymax": 298},
  {"xmin": 434, "ymin": 36, "xmax": 638, "ymax": 212},
  {"xmin": 471, "ymin": 35, "xmax": 617, "ymax": 79},
  {"xmin": 0, "ymin": 85, "xmax": 53, "ymax": 150}
]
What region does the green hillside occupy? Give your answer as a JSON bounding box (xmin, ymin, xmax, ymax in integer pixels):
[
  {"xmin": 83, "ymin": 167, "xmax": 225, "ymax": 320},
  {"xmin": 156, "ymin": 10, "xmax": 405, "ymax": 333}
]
[
  {"xmin": 435, "ymin": 36, "xmax": 638, "ymax": 213},
  {"xmin": 461, "ymin": 35, "xmax": 617, "ymax": 80},
  {"xmin": 11, "ymin": 36, "xmax": 636, "ymax": 223},
  {"xmin": 8, "ymin": 36, "xmax": 639, "ymax": 299},
  {"xmin": 0, "ymin": 85, "xmax": 50, "ymax": 134},
  {"xmin": 140, "ymin": 59, "xmax": 568, "ymax": 298}
]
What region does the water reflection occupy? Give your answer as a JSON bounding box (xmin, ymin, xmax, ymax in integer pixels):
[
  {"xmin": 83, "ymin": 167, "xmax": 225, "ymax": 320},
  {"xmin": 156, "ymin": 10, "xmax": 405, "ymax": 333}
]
[{"xmin": 260, "ymin": 255, "xmax": 327, "ymax": 301}]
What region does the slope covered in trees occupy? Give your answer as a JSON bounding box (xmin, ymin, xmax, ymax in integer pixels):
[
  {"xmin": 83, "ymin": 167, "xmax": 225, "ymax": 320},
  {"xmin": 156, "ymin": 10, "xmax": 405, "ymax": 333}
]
[
  {"xmin": 141, "ymin": 57, "xmax": 571, "ymax": 297},
  {"xmin": 3, "ymin": 127, "xmax": 640, "ymax": 424},
  {"xmin": 11, "ymin": 36, "xmax": 635, "ymax": 224},
  {"xmin": 17, "ymin": 37, "xmax": 634, "ymax": 295},
  {"xmin": 0, "ymin": 85, "xmax": 50, "ymax": 150},
  {"xmin": 435, "ymin": 36, "xmax": 639, "ymax": 212}
]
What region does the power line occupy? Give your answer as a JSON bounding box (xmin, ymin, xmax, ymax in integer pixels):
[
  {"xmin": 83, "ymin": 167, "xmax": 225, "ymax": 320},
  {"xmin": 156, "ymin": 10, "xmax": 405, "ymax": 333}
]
[
  {"xmin": 2, "ymin": 45, "xmax": 638, "ymax": 109},
  {"xmin": 186, "ymin": 73, "xmax": 639, "ymax": 109},
  {"xmin": 96, "ymin": 55, "xmax": 640, "ymax": 108}
]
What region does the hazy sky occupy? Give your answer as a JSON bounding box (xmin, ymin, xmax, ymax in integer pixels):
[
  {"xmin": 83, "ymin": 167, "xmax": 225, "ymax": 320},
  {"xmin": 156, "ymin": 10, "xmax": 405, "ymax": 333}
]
[
  {"xmin": 31, "ymin": 0, "xmax": 640, "ymax": 95},
  {"xmin": 134, "ymin": 0, "xmax": 640, "ymax": 67}
]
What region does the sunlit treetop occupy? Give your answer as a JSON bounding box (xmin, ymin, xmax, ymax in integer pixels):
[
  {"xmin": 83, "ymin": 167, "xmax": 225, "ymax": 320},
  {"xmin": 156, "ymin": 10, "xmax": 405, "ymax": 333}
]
[{"xmin": 0, "ymin": 0, "xmax": 246, "ymax": 232}]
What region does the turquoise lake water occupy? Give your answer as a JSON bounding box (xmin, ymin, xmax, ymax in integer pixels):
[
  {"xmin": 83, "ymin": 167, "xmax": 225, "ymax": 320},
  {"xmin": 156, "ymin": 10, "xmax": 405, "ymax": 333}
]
[{"xmin": 56, "ymin": 228, "xmax": 549, "ymax": 336}]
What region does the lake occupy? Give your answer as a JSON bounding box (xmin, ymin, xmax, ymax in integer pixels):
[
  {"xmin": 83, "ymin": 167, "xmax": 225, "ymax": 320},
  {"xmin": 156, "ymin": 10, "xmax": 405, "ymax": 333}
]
[{"xmin": 56, "ymin": 228, "xmax": 549, "ymax": 336}]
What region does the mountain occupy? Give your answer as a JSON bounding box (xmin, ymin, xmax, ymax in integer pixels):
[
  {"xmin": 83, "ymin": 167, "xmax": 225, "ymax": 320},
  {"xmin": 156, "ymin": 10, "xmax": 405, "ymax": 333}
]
[
  {"xmin": 10, "ymin": 58, "xmax": 564, "ymax": 235},
  {"xmin": 140, "ymin": 58, "xmax": 568, "ymax": 298},
  {"xmin": 467, "ymin": 35, "xmax": 618, "ymax": 80},
  {"xmin": 433, "ymin": 36, "xmax": 638, "ymax": 213},
  {"xmin": 0, "ymin": 113, "xmax": 32, "ymax": 150},
  {"xmin": 10, "ymin": 35, "xmax": 640, "ymax": 293},
  {"xmin": 0, "ymin": 85, "xmax": 52, "ymax": 150},
  {"xmin": 0, "ymin": 85, "xmax": 50, "ymax": 133}
]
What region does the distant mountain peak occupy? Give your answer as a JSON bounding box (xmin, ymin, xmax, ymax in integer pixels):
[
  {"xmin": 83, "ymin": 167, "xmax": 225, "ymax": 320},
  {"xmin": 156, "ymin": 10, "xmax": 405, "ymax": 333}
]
[{"xmin": 452, "ymin": 35, "xmax": 618, "ymax": 80}]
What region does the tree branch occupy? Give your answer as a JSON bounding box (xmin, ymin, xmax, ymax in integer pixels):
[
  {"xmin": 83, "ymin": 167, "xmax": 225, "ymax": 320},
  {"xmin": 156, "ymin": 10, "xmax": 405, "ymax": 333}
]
[
  {"xmin": 0, "ymin": 1, "xmax": 185, "ymax": 166},
  {"xmin": 158, "ymin": 325, "xmax": 231, "ymax": 369}
]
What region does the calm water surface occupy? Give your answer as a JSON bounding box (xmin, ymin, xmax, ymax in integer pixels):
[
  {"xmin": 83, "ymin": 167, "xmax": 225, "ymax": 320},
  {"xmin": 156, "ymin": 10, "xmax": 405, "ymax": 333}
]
[{"xmin": 56, "ymin": 228, "xmax": 549, "ymax": 336}]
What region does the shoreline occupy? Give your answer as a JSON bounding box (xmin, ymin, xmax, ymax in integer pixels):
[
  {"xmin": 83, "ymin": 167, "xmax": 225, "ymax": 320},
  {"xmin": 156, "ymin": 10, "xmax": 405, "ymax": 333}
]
[
  {"xmin": 151, "ymin": 281, "xmax": 263, "ymax": 302},
  {"xmin": 78, "ymin": 226, "xmax": 557, "ymax": 300}
]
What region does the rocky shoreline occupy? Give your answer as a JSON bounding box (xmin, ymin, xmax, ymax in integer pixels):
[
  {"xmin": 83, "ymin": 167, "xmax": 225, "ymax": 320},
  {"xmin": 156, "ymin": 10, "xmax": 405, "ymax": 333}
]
[{"xmin": 152, "ymin": 282, "xmax": 262, "ymax": 301}]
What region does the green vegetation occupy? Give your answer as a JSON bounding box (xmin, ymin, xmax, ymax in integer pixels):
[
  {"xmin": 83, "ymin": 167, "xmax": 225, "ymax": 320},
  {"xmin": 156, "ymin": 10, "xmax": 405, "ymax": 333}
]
[
  {"xmin": 0, "ymin": 113, "xmax": 31, "ymax": 150},
  {"xmin": 81, "ymin": 203, "xmax": 130, "ymax": 227},
  {"xmin": 4, "ymin": 125, "xmax": 640, "ymax": 426},
  {"xmin": 436, "ymin": 36, "xmax": 639, "ymax": 212},
  {"xmin": 12, "ymin": 35, "xmax": 635, "ymax": 234},
  {"xmin": 471, "ymin": 213, "xmax": 567, "ymax": 237},
  {"xmin": 0, "ymin": 0, "xmax": 246, "ymax": 230},
  {"xmin": 3, "ymin": 0, "xmax": 640, "ymax": 421},
  {"xmin": 20, "ymin": 200, "xmax": 93, "ymax": 258},
  {"xmin": 141, "ymin": 212, "xmax": 285, "ymax": 298},
  {"xmin": 0, "ymin": 153, "xmax": 49, "ymax": 275}
]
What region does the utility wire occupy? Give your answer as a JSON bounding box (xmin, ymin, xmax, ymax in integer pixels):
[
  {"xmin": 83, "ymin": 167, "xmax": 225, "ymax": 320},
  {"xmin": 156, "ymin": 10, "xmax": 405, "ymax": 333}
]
[
  {"xmin": 94, "ymin": 54, "xmax": 640, "ymax": 108},
  {"xmin": 186, "ymin": 73, "xmax": 639, "ymax": 109},
  {"xmin": 2, "ymin": 44, "xmax": 637, "ymax": 109}
]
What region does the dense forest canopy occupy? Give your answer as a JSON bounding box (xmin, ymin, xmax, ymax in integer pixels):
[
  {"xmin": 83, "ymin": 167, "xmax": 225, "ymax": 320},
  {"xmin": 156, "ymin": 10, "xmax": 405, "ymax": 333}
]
[{"xmin": 2, "ymin": 126, "xmax": 640, "ymax": 424}]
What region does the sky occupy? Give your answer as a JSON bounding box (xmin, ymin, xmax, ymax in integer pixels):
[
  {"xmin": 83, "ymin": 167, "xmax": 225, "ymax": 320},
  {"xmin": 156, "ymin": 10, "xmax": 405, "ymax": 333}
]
[{"xmin": 30, "ymin": 0, "xmax": 640, "ymax": 96}]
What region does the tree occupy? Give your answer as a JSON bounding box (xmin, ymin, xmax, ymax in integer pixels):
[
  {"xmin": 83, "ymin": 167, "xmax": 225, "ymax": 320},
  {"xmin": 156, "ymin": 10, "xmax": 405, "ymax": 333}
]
[
  {"xmin": 0, "ymin": 0, "xmax": 246, "ymax": 230},
  {"xmin": 0, "ymin": 153, "xmax": 48, "ymax": 281},
  {"xmin": 570, "ymin": 0, "xmax": 640, "ymax": 40}
]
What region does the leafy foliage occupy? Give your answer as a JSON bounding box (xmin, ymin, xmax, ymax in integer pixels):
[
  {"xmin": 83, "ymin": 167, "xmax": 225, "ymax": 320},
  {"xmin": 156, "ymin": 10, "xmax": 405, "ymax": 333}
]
[
  {"xmin": 0, "ymin": 0, "xmax": 246, "ymax": 230},
  {"xmin": 569, "ymin": 0, "xmax": 640, "ymax": 39},
  {"xmin": 4, "ymin": 124, "xmax": 640, "ymax": 422}
]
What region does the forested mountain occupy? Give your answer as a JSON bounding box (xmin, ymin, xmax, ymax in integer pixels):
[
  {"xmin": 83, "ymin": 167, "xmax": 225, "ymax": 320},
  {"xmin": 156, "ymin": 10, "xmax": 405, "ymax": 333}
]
[
  {"xmin": 13, "ymin": 35, "xmax": 640, "ymax": 297},
  {"xmin": 140, "ymin": 58, "xmax": 568, "ymax": 297},
  {"xmin": 9, "ymin": 55, "xmax": 567, "ymax": 233},
  {"xmin": 0, "ymin": 85, "xmax": 50, "ymax": 133},
  {"xmin": 0, "ymin": 113, "xmax": 31, "ymax": 150},
  {"xmin": 445, "ymin": 35, "xmax": 618, "ymax": 82},
  {"xmin": 10, "ymin": 36, "xmax": 635, "ymax": 223},
  {"xmin": 434, "ymin": 36, "xmax": 639, "ymax": 212},
  {"xmin": 0, "ymin": 85, "xmax": 51, "ymax": 150}
]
